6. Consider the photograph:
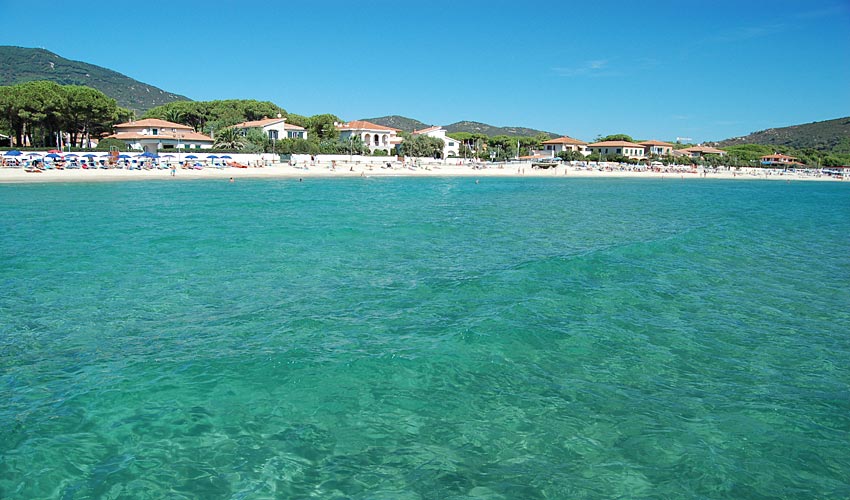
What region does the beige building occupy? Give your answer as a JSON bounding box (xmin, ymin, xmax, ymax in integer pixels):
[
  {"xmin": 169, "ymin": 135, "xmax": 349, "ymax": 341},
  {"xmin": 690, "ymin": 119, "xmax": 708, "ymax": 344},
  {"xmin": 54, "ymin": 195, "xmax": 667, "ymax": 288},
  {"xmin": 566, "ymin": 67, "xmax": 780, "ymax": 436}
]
[
  {"xmin": 107, "ymin": 118, "xmax": 213, "ymax": 153},
  {"xmin": 639, "ymin": 140, "xmax": 674, "ymax": 156},
  {"xmin": 540, "ymin": 136, "xmax": 589, "ymax": 157},
  {"xmin": 675, "ymin": 146, "xmax": 727, "ymax": 158},
  {"xmin": 587, "ymin": 140, "xmax": 646, "ymax": 160},
  {"xmin": 336, "ymin": 120, "xmax": 400, "ymax": 154}
]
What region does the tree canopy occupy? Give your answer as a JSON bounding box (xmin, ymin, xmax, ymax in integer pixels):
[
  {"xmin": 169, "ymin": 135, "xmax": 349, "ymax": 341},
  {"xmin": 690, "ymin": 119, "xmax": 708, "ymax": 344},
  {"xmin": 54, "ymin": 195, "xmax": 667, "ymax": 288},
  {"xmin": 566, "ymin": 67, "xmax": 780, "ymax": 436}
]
[{"xmin": 0, "ymin": 81, "xmax": 125, "ymax": 148}]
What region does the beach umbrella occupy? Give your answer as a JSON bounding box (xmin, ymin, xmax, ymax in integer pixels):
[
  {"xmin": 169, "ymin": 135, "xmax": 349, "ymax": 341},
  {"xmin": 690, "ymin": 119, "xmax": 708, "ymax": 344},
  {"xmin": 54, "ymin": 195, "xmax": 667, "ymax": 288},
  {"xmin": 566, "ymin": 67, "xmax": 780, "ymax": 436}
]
[
  {"xmin": 65, "ymin": 153, "xmax": 78, "ymax": 157},
  {"xmin": 186, "ymin": 154, "xmax": 198, "ymax": 159},
  {"xmin": 118, "ymin": 154, "xmax": 131, "ymax": 159},
  {"xmin": 46, "ymin": 153, "xmax": 61, "ymax": 158},
  {"xmin": 207, "ymin": 155, "xmax": 218, "ymax": 159},
  {"xmin": 140, "ymin": 151, "xmax": 158, "ymax": 158},
  {"xmin": 162, "ymin": 154, "xmax": 175, "ymax": 158},
  {"xmin": 27, "ymin": 152, "xmax": 42, "ymax": 157},
  {"xmin": 4, "ymin": 150, "xmax": 22, "ymax": 156},
  {"xmin": 83, "ymin": 153, "xmax": 97, "ymax": 158},
  {"xmin": 219, "ymin": 155, "xmax": 232, "ymax": 159},
  {"xmin": 48, "ymin": 149, "xmax": 60, "ymax": 154}
]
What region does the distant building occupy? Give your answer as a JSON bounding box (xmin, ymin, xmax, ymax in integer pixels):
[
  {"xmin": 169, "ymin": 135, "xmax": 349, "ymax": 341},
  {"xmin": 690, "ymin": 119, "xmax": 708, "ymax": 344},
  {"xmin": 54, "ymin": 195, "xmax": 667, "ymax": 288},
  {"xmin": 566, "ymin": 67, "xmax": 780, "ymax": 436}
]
[
  {"xmin": 107, "ymin": 118, "xmax": 213, "ymax": 153},
  {"xmin": 587, "ymin": 140, "xmax": 646, "ymax": 160},
  {"xmin": 760, "ymin": 154, "xmax": 802, "ymax": 167},
  {"xmin": 639, "ymin": 140, "xmax": 674, "ymax": 156},
  {"xmin": 675, "ymin": 146, "xmax": 727, "ymax": 158},
  {"xmin": 336, "ymin": 120, "xmax": 400, "ymax": 154},
  {"xmin": 412, "ymin": 126, "xmax": 459, "ymax": 158},
  {"xmin": 540, "ymin": 136, "xmax": 589, "ymax": 157},
  {"xmin": 231, "ymin": 117, "xmax": 307, "ymax": 140}
]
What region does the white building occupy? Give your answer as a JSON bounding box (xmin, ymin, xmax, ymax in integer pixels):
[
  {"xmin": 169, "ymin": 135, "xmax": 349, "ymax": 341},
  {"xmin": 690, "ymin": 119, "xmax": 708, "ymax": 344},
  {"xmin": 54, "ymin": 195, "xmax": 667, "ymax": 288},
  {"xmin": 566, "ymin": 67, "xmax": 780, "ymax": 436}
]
[
  {"xmin": 539, "ymin": 136, "xmax": 589, "ymax": 157},
  {"xmin": 231, "ymin": 117, "xmax": 307, "ymax": 140},
  {"xmin": 336, "ymin": 120, "xmax": 400, "ymax": 154},
  {"xmin": 107, "ymin": 119, "xmax": 213, "ymax": 153},
  {"xmin": 412, "ymin": 126, "xmax": 460, "ymax": 158}
]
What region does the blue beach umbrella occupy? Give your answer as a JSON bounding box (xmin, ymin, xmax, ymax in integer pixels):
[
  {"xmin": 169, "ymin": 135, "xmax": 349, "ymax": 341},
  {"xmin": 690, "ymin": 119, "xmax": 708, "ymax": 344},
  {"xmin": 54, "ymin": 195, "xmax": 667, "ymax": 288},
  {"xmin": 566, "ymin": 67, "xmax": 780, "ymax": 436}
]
[
  {"xmin": 45, "ymin": 153, "xmax": 61, "ymax": 158},
  {"xmin": 65, "ymin": 153, "xmax": 78, "ymax": 157},
  {"xmin": 27, "ymin": 152, "xmax": 42, "ymax": 157},
  {"xmin": 207, "ymin": 155, "xmax": 218, "ymax": 159},
  {"xmin": 186, "ymin": 155, "xmax": 198, "ymax": 159},
  {"xmin": 118, "ymin": 154, "xmax": 131, "ymax": 159},
  {"xmin": 4, "ymin": 150, "xmax": 22, "ymax": 156},
  {"xmin": 140, "ymin": 151, "xmax": 159, "ymax": 158},
  {"xmin": 83, "ymin": 153, "xmax": 97, "ymax": 158},
  {"xmin": 219, "ymin": 155, "xmax": 232, "ymax": 159}
]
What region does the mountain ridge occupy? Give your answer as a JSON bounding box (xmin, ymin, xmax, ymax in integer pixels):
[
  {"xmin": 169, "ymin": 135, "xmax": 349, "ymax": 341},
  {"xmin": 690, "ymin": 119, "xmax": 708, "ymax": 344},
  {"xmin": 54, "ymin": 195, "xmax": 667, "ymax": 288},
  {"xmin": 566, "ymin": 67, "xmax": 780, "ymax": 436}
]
[
  {"xmin": 713, "ymin": 117, "xmax": 850, "ymax": 151},
  {"xmin": 363, "ymin": 115, "xmax": 559, "ymax": 138},
  {"xmin": 0, "ymin": 46, "xmax": 190, "ymax": 112}
]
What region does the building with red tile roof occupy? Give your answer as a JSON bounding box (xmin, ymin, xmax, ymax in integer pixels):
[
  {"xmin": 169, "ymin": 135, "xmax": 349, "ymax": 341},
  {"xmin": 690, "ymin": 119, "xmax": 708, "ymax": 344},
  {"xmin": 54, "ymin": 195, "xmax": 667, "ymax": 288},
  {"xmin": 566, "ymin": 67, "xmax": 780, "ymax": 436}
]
[
  {"xmin": 587, "ymin": 140, "xmax": 646, "ymax": 160},
  {"xmin": 540, "ymin": 136, "xmax": 588, "ymax": 157},
  {"xmin": 639, "ymin": 140, "xmax": 675, "ymax": 156},
  {"xmin": 107, "ymin": 119, "xmax": 213, "ymax": 153},
  {"xmin": 336, "ymin": 120, "xmax": 401, "ymax": 154}
]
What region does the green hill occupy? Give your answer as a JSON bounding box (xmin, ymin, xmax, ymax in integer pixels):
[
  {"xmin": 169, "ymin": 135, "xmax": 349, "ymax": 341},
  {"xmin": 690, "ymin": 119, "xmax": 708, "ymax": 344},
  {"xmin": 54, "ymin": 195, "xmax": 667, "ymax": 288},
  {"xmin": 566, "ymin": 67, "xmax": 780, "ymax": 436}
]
[
  {"xmin": 0, "ymin": 46, "xmax": 190, "ymax": 112},
  {"xmin": 364, "ymin": 115, "xmax": 558, "ymax": 138},
  {"xmin": 715, "ymin": 117, "xmax": 850, "ymax": 152},
  {"xmin": 361, "ymin": 115, "xmax": 430, "ymax": 132},
  {"xmin": 445, "ymin": 120, "xmax": 558, "ymax": 138}
]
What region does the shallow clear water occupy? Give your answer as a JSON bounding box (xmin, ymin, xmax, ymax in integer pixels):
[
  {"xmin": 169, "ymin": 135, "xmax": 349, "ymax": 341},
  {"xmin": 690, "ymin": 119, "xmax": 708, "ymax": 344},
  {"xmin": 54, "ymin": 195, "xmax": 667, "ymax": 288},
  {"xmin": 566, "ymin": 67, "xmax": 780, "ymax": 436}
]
[{"xmin": 1, "ymin": 177, "xmax": 848, "ymax": 499}]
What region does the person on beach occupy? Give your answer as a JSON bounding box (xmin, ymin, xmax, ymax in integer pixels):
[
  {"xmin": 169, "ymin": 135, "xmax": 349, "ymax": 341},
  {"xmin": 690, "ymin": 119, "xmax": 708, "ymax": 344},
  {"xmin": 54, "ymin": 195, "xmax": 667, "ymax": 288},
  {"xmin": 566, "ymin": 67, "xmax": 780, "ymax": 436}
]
[{"xmin": 171, "ymin": 165, "xmax": 176, "ymax": 176}]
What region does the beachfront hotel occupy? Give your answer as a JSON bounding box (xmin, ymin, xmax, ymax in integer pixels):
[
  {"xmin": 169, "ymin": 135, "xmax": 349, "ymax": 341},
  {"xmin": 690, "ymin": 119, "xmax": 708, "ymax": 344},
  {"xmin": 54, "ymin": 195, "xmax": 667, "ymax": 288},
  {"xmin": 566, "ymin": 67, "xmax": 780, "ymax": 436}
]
[
  {"xmin": 587, "ymin": 140, "xmax": 647, "ymax": 160},
  {"xmin": 675, "ymin": 145, "xmax": 727, "ymax": 158},
  {"xmin": 336, "ymin": 120, "xmax": 400, "ymax": 154},
  {"xmin": 231, "ymin": 117, "xmax": 308, "ymax": 141},
  {"xmin": 540, "ymin": 136, "xmax": 589, "ymax": 157},
  {"xmin": 639, "ymin": 140, "xmax": 675, "ymax": 156},
  {"xmin": 412, "ymin": 126, "xmax": 460, "ymax": 158},
  {"xmin": 106, "ymin": 119, "xmax": 214, "ymax": 153}
]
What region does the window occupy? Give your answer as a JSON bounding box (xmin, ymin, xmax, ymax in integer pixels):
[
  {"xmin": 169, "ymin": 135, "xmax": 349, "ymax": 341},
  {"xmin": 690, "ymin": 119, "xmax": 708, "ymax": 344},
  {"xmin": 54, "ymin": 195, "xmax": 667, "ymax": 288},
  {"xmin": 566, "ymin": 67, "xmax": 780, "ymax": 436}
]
[
  {"xmin": 616, "ymin": 149, "xmax": 621, "ymax": 154},
  {"xmin": 152, "ymin": 129, "xmax": 159, "ymax": 136}
]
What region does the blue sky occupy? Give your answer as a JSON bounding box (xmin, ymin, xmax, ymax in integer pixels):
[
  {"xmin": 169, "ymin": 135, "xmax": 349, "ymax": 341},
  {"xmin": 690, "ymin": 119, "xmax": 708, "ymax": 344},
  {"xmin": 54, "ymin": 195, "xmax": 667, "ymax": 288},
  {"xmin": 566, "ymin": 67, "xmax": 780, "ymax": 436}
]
[{"xmin": 1, "ymin": 0, "xmax": 848, "ymax": 142}]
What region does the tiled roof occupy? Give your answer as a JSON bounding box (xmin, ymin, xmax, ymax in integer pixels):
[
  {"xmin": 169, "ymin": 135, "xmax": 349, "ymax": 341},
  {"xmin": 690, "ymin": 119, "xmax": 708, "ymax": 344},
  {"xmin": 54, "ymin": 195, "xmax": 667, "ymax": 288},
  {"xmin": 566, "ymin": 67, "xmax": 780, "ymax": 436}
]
[
  {"xmin": 588, "ymin": 140, "xmax": 643, "ymax": 148},
  {"xmin": 231, "ymin": 118, "xmax": 306, "ymax": 130},
  {"xmin": 114, "ymin": 119, "xmax": 194, "ymax": 130},
  {"xmin": 107, "ymin": 131, "xmax": 213, "ymax": 142},
  {"xmin": 639, "ymin": 140, "xmax": 674, "ymax": 147},
  {"xmin": 542, "ymin": 136, "xmax": 587, "ymax": 145},
  {"xmin": 337, "ymin": 120, "xmax": 400, "ymax": 132},
  {"xmin": 682, "ymin": 146, "xmax": 726, "ymax": 154},
  {"xmin": 761, "ymin": 154, "xmax": 797, "ymax": 160},
  {"xmin": 413, "ymin": 126, "xmax": 442, "ymax": 135}
]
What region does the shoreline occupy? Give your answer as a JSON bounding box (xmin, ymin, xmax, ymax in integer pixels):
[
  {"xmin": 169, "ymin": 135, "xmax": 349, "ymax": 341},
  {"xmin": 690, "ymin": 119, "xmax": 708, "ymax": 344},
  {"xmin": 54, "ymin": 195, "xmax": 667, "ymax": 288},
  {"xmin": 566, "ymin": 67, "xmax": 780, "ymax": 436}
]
[{"xmin": 0, "ymin": 161, "xmax": 845, "ymax": 184}]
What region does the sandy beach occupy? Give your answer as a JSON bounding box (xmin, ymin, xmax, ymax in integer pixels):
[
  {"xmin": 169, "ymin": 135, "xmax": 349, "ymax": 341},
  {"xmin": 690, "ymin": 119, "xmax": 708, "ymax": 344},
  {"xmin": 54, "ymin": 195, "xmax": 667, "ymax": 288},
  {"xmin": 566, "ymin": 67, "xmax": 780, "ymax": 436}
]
[{"xmin": 0, "ymin": 159, "xmax": 845, "ymax": 184}]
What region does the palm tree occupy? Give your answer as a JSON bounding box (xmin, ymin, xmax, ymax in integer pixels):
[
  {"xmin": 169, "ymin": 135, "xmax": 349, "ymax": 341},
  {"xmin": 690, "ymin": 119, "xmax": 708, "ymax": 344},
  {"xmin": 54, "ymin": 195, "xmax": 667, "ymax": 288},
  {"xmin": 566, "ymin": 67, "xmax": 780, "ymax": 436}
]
[
  {"xmin": 164, "ymin": 108, "xmax": 185, "ymax": 125},
  {"xmin": 214, "ymin": 127, "xmax": 244, "ymax": 150}
]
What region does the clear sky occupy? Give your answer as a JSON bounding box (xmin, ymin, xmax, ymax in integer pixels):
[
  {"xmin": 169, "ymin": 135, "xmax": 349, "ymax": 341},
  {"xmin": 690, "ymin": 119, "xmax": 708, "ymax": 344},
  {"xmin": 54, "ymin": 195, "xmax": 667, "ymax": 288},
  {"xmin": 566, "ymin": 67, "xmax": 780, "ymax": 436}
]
[{"xmin": 1, "ymin": 0, "xmax": 848, "ymax": 143}]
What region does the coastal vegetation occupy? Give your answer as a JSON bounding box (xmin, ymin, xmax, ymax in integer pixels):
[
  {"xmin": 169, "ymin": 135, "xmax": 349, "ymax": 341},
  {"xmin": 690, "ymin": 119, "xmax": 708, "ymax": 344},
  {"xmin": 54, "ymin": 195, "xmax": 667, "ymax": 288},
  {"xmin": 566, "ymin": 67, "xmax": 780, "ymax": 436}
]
[{"xmin": 0, "ymin": 80, "xmax": 128, "ymax": 148}]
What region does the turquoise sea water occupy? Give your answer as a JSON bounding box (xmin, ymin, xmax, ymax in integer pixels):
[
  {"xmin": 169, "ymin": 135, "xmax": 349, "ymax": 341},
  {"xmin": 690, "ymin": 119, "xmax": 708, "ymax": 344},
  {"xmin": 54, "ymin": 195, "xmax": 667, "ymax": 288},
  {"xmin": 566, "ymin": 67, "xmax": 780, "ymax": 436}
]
[{"xmin": 1, "ymin": 177, "xmax": 848, "ymax": 499}]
